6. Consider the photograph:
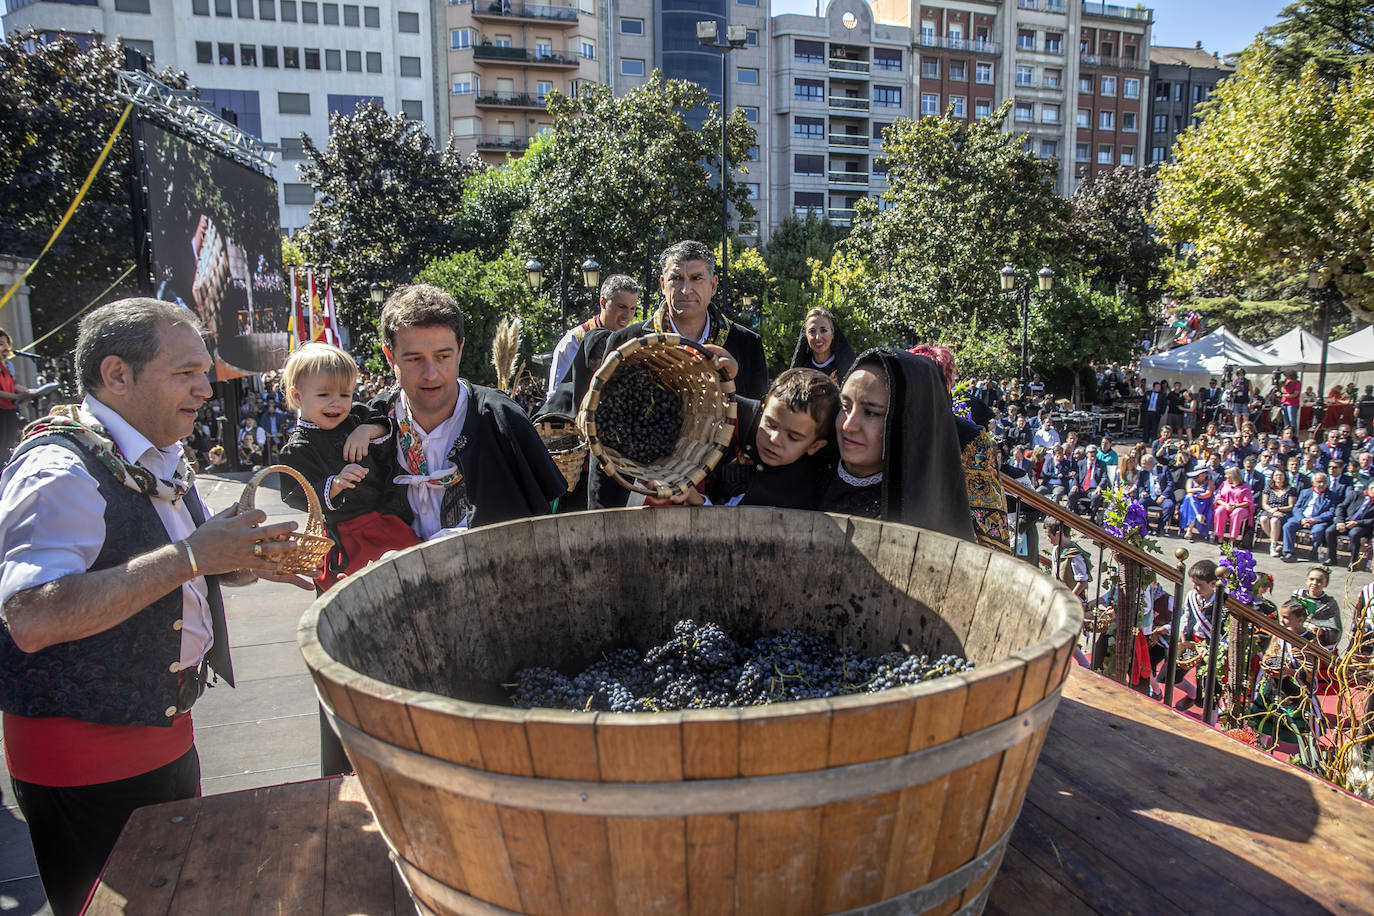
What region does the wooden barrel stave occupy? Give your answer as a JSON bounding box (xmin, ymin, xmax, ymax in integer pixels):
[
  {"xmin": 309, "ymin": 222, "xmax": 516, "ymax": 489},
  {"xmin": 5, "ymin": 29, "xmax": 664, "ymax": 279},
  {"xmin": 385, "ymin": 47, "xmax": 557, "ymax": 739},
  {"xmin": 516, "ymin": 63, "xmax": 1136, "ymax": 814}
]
[{"xmin": 301, "ymin": 510, "xmax": 1083, "ymax": 916}]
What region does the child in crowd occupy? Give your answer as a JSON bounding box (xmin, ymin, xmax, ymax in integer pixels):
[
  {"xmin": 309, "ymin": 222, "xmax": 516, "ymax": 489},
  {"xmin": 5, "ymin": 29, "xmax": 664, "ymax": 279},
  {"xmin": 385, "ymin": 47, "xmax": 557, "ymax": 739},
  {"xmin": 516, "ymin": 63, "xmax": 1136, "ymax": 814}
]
[
  {"xmin": 1250, "ymin": 597, "xmax": 1319, "ymax": 747},
  {"xmin": 690, "ymin": 368, "xmax": 840, "ymax": 509},
  {"xmin": 277, "ymin": 343, "xmax": 420, "ymax": 592},
  {"xmin": 1174, "ymin": 559, "xmax": 1218, "ymax": 712}
]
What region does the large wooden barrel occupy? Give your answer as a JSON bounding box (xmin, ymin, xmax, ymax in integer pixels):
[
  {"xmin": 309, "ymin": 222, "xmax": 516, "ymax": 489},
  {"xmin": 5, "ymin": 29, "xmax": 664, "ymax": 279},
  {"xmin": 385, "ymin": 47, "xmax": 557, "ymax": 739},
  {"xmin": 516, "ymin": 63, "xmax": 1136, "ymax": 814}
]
[{"xmin": 299, "ymin": 508, "xmax": 1082, "ymax": 916}]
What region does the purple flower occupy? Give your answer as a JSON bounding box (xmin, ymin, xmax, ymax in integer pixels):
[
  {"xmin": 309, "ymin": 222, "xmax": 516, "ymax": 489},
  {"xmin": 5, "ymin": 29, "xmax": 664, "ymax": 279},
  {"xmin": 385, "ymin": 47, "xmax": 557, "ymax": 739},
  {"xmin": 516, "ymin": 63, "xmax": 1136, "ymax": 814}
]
[{"xmin": 1123, "ymin": 502, "xmax": 1147, "ymax": 533}]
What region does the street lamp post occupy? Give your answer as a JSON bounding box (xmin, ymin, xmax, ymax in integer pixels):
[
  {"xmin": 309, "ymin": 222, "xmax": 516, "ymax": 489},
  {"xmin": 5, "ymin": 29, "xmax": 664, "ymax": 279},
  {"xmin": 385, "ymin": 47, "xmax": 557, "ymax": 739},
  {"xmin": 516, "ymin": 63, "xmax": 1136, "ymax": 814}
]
[
  {"xmin": 369, "ymin": 282, "xmax": 384, "ymax": 306},
  {"xmin": 697, "ymin": 19, "xmax": 747, "ymax": 318},
  {"xmin": 525, "ymin": 251, "xmax": 601, "ymax": 330},
  {"xmin": 1310, "ymin": 263, "xmax": 1331, "ymax": 429},
  {"xmin": 1001, "ymin": 263, "xmax": 1054, "ymax": 385}
]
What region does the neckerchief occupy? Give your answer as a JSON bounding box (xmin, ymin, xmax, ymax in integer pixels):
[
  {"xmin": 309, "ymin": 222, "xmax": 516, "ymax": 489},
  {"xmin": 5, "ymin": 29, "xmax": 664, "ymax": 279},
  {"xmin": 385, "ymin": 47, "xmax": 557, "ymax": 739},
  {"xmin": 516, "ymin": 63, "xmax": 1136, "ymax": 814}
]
[
  {"xmin": 570, "ymin": 313, "xmax": 604, "ymax": 343},
  {"xmin": 392, "ymin": 390, "xmax": 463, "ymax": 489},
  {"xmin": 20, "ymin": 403, "xmax": 193, "ymax": 503},
  {"xmin": 649, "ymin": 304, "xmax": 730, "ymax": 348}
]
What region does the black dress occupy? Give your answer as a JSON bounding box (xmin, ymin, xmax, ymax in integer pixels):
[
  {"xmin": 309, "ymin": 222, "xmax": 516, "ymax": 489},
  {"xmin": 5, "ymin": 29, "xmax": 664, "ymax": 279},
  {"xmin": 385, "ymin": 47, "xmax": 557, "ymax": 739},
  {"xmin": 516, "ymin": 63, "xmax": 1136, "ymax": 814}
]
[{"xmin": 790, "ymin": 323, "xmax": 856, "ymax": 385}]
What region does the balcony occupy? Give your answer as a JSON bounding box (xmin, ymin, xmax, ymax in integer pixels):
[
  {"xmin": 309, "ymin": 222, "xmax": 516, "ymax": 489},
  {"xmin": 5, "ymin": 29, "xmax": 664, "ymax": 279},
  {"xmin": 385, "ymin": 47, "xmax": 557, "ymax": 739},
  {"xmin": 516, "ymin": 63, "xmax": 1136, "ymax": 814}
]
[
  {"xmin": 471, "ymin": 0, "xmax": 578, "ymax": 26},
  {"xmin": 475, "ymin": 133, "xmax": 529, "ymax": 152},
  {"xmin": 473, "ymin": 44, "xmax": 580, "ymax": 67},
  {"xmin": 828, "ymin": 132, "xmax": 868, "ymax": 150},
  {"xmin": 827, "ymin": 207, "xmax": 856, "ymax": 225},
  {"xmin": 1079, "ymin": 52, "xmax": 1149, "ymax": 72},
  {"xmin": 918, "ymin": 35, "xmax": 1001, "ymax": 56},
  {"xmin": 475, "ymin": 92, "xmax": 547, "ymax": 109},
  {"xmin": 829, "ymin": 58, "xmax": 870, "ymax": 77},
  {"xmin": 828, "ymin": 96, "xmax": 870, "ymax": 113},
  {"xmin": 1083, "ymin": 1, "xmax": 1151, "ymax": 21},
  {"xmin": 828, "ymin": 170, "xmax": 869, "ymax": 187}
]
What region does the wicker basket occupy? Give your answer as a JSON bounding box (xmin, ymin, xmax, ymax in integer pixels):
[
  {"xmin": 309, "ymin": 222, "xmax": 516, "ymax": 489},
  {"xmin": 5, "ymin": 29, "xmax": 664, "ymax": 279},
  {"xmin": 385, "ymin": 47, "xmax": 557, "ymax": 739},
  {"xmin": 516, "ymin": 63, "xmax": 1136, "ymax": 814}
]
[
  {"xmin": 1176, "ymin": 643, "xmax": 1205, "ymax": 671},
  {"xmin": 535, "ymin": 413, "xmax": 588, "ymax": 494},
  {"xmin": 578, "ymin": 333, "xmax": 737, "ymax": 499},
  {"xmin": 236, "ymin": 464, "xmax": 335, "ymax": 576},
  {"xmin": 1083, "ymin": 607, "xmax": 1116, "ymax": 634}
]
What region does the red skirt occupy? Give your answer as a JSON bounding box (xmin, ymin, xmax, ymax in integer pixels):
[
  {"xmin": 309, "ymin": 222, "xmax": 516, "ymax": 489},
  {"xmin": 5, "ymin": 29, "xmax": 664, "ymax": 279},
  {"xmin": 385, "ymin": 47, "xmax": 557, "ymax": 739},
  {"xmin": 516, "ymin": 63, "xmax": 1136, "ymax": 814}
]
[{"xmin": 316, "ymin": 510, "xmax": 421, "ymax": 591}]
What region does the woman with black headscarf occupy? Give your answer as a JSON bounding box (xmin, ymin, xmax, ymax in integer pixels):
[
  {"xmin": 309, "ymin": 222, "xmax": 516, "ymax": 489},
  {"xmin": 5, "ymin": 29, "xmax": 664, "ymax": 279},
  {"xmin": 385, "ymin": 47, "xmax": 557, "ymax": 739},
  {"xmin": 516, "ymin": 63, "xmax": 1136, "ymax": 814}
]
[
  {"xmin": 819, "ymin": 348, "xmax": 977, "ymax": 543},
  {"xmin": 791, "ymin": 307, "xmax": 856, "ymax": 384}
]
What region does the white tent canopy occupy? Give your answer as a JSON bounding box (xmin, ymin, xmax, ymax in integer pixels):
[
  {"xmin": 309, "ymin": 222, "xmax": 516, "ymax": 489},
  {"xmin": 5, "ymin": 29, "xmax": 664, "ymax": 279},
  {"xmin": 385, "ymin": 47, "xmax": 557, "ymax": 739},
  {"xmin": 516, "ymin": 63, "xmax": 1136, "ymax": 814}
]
[
  {"xmin": 1138, "ymin": 325, "xmax": 1282, "ymax": 389},
  {"xmin": 1334, "ymin": 326, "xmax": 1374, "ymax": 360},
  {"xmin": 1260, "ymin": 327, "xmax": 1374, "ymax": 372}
]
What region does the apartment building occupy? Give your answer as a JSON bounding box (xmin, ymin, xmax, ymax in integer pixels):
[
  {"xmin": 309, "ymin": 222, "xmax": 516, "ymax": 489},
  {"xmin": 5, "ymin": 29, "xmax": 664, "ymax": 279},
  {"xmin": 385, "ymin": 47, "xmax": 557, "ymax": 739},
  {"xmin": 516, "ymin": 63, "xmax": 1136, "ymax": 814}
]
[
  {"xmin": 868, "ymin": 0, "xmax": 1151, "ymax": 196},
  {"xmin": 4, "ymin": 0, "xmax": 436, "ymax": 233},
  {"xmin": 440, "ymin": 0, "xmax": 602, "ymax": 163},
  {"xmin": 770, "ymin": 0, "xmax": 911, "ymax": 230},
  {"xmin": 1148, "ymin": 42, "xmax": 1234, "ymax": 165}
]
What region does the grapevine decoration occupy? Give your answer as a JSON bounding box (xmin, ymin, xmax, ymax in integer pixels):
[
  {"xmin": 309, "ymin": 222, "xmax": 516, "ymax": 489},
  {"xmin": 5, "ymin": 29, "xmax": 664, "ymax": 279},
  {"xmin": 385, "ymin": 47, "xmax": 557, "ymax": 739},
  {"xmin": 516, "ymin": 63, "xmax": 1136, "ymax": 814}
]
[
  {"xmin": 1100, "ymin": 484, "xmax": 1162, "ymax": 684},
  {"xmin": 951, "ymin": 380, "xmax": 973, "ymax": 423},
  {"xmin": 1101, "ymin": 485, "xmax": 1158, "ymax": 554},
  {"xmin": 507, "ymin": 619, "xmax": 974, "ymax": 712},
  {"xmin": 596, "ymin": 363, "xmax": 683, "ymax": 464},
  {"xmin": 1217, "ymin": 543, "xmax": 1257, "ymax": 605}
]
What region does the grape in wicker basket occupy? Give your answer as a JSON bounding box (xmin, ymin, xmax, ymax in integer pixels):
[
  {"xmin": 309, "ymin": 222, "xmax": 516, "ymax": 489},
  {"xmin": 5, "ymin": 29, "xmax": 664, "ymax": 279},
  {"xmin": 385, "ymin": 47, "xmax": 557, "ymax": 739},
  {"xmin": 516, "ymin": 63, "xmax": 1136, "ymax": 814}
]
[
  {"xmin": 506, "ymin": 619, "xmax": 974, "ymax": 712},
  {"xmin": 596, "ymin": 363, "xmax": 683, "ymax": 464}
]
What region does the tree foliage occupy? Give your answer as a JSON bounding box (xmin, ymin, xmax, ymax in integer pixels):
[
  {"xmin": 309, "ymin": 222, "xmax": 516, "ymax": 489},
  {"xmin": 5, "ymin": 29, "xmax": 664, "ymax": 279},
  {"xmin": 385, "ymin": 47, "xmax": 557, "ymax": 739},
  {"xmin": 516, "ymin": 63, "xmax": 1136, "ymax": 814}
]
[
  {"xmin": 298, "ymin": 103, "xmax": 476, "ymax": 357},
  {"xmin": 509, "ymin": 71, "xmax": 756, "ymax": 291},
  {"xmin": 1261, "ymin": 0, "xmax": 1374, "ymax": 82},
  {"xmin": 0, "ymin": 33, "xmax": 182, "ymax": 353},
  {"xmin": 1153, "ymin": 52, "xmax": 1374, "ymax": 320},
  {"xmin": 1067, "ymin": 165, "xmax": 1168, "ymax": 314},
  {"xmin": 1029, "ymin": 279, "xmax": 1140, "ymax": 400},
  {"xmin": 458, "ymin": 133, "xmax": 551, "ymax": 257},
  {"xmin": 761, "ymin": 213, "xmax": 848, "ymax": 286}
]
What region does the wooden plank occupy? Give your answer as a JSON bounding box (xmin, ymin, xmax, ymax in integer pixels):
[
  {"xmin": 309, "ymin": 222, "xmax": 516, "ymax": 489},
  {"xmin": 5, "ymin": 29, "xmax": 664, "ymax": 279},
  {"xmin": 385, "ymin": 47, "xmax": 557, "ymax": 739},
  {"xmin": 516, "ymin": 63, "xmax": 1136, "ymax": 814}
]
[
  {"xmin": 681, "ymin": 708, "xmax": 740, "ymax": 916},
  {"xmin": 243, "ymin": 780, "xmax": 329, "ymax": 915},
  {"xmin": 87, "ymin": 799, "xmax": 200, "ymax": 914},
  {"xmin": 164, "ymin": 787, "xmax": 270, "ymax": 914},
  {"xmin": 984, "ymin": 845, "xmax": 1098, "ymax": 916},
  {"xmin": 324, "ymin": 776, "xmax": 405, "ymax": 916}
]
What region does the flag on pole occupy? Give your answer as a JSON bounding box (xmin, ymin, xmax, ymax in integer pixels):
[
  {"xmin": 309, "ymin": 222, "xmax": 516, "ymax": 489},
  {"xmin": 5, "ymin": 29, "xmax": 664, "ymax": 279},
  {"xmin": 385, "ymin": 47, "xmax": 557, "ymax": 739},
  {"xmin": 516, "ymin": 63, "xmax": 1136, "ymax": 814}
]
[
  {"xmin": 322, "ymin": 269, "xmax": 341, "ymax": 347},
  {"xmin": 308, "ymin": 267, "xmax": 325, "ymax": 343},
  {"xmin": 287, "ymin": 266, "xmax": 299, "ymax": 352}
]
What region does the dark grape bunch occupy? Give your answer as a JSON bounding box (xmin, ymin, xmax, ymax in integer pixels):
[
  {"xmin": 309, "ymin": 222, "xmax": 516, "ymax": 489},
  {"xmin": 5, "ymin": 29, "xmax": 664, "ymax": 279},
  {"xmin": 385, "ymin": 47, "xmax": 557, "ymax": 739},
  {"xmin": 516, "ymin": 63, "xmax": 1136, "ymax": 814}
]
[
  {"xmin": 596, "ymin": 363, "xmax": 682, "ymax": 464},
  {"xmin": 506, "ymin": 619, "xmax": 974, "ymax": 712}
]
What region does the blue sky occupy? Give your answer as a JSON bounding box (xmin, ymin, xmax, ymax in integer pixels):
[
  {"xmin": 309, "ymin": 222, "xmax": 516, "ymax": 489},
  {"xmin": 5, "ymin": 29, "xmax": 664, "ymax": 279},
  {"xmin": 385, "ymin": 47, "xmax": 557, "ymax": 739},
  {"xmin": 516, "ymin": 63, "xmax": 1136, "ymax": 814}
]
[{"xmin": 770, "ymin": 0, "xmax": 1292, "ymax": 58}]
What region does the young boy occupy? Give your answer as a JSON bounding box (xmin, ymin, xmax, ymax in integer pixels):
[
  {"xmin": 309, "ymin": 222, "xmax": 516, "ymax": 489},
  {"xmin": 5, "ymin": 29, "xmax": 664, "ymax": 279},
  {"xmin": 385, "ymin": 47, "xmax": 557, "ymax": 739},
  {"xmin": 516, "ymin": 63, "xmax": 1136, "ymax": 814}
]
[
  {"xmin": 1250, "ymin": 597, "xmax": 1318, "ymax": 747},
  {"xmin": 690, "ymin": 368, "xmax": 840, "ymax": 509},
  {"xmin": 1174, "ymin": 558, "xmax": 1219, "ymax": 712}
]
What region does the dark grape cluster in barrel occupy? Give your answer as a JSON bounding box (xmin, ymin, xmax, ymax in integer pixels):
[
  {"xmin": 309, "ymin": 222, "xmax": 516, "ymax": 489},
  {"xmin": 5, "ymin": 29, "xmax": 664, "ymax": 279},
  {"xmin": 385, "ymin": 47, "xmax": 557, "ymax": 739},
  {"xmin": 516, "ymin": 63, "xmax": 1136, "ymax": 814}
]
[
  {"xmin": 507, "ymin": 619, "xmax": 974, "ymax": 712},
  {"xmin": 595, "ymin": 363, "xmax": 682, "ymax": 464}
]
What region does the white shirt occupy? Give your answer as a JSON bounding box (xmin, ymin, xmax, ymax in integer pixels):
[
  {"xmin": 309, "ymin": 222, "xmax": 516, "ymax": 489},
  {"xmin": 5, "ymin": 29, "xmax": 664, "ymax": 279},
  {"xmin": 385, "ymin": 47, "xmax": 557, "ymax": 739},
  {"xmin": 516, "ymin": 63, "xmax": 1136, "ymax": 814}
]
[
  {"xmin": 1033, "ymin": 426, "xmax": 1061, "ymax": 449},
  {"xmin": 547, "ymin": 324, "xmax": 587, "ymax": 392},
  {"xmin": 668, "ymin": 311, "xmax": 711, "ymax": 345},
  {"xmin": 0, "ymin": 395, "xmax": 213, "ymax": 669},
  {"xmin": 393, "ymin": 385, "xmax": 470, "ymax": 540}
]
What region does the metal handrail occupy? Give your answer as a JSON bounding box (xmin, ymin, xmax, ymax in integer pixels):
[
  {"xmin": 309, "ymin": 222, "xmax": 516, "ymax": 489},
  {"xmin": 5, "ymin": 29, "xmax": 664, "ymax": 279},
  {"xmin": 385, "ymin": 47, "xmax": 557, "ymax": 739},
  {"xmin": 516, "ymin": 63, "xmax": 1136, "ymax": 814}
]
[{"xmin": 1002, "ymin": 476, "xmax": 1335, "ymax": 664}]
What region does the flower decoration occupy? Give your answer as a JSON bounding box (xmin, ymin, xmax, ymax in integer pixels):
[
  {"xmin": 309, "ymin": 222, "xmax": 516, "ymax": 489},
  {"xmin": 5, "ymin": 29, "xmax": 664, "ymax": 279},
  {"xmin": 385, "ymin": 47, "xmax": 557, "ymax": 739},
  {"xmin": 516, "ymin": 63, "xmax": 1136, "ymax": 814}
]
[
  {"xmin": 1218, "ymin": 542, "xmax": 1257, "ymax": 605},
  {"xmin": 1101, "ymin": 484, "xmax": 1158, "ymax": 554},
  {"xmin": 950, "ymin": 380, "xmax": 973, "ymax": 422}
]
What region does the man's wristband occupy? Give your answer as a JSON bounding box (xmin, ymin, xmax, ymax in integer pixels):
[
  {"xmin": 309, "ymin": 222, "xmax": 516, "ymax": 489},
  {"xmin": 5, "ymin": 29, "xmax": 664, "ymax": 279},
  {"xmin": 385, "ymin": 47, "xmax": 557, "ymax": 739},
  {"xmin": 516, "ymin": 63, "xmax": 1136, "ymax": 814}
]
[{"xmin": 182, "ymin": 541, "xmax": 201, "ymax": 579}]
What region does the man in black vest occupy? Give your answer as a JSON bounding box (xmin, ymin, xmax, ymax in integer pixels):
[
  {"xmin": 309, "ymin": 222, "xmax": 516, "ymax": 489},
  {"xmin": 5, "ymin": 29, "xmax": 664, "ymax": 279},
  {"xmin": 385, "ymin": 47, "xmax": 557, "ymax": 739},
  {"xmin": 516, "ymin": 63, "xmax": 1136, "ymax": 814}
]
[{"xmin": 0, "ymin": 299, "xmax": 310, "ymax": 914}]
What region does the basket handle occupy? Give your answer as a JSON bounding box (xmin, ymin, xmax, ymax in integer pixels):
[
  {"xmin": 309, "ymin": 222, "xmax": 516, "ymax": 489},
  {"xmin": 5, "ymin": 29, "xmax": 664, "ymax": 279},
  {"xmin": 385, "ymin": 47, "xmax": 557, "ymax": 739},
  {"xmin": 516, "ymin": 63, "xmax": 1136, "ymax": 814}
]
[{"xmin": 236, "ymin": 464, "xmax": 326, "ymax": 538}]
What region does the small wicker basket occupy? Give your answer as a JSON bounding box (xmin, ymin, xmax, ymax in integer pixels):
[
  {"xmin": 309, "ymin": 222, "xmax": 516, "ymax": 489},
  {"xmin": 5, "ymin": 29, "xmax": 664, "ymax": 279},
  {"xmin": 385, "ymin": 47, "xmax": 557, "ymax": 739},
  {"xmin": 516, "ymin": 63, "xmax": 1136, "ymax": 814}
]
[
  {"xmin": 236, "ymin": 464, "xmax": 335, "ymax": 576},
  {"xmin": 1083, "ymin": 607, "xmax": 1116, "ymax": 634},
  {"xmin": 535, "ymin": 413, "xmax": 589, "ymax": 494},
  {"xmin": 1176, "ymin": 643, "xmax": 1205, "ymax": 671},
  {"xmin": 578, "ymin": 333, "xmax": 737, "ymax": 500}
]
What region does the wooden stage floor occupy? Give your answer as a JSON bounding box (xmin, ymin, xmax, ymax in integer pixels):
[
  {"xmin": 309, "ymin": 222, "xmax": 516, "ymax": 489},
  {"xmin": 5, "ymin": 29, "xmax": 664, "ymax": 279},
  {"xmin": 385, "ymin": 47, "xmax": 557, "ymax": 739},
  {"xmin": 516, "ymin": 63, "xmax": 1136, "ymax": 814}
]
[{"xmin": 88, "ymin": 667, "xmax": 1374, "ymax": 914}]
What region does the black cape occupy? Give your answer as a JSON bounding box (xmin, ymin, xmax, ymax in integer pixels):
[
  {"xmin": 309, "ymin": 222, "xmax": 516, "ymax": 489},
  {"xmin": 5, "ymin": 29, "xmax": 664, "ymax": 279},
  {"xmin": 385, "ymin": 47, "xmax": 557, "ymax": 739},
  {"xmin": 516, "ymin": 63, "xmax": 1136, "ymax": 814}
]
[
  {"xmin": 369, "ymin": 383, "xmax": 567, "ymax": 530},
  {"xmin": 820, "ymin": 349, "xmax": 977, "ymax": 543},
  {"xmin": 790, "ymin": 322, "xmax": 856, "ymax": 384}
]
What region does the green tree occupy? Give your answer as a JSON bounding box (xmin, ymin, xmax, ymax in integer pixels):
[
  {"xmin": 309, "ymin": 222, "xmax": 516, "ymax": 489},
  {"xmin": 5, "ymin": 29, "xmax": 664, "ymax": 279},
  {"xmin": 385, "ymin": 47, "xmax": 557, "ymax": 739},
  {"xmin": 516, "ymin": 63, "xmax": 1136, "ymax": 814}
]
[
  {"xmin": 509, "ymin": 71, "xmax": 756, "ymax": 291},
  {"xmin": 830, "ymin": 103, "xmax": 1072, "ymax": 371},
  {"xmin": 298, "ymin": 103, "xmax": 476, "ymax": 357},
  {"xmin": 458, "ymin": 134, "xmax": 551, "ymax": 256},
  {"xmin": 413, "ymin": 250, "xmax": 557, "ymax": 386},
  {"xmin": 761, "ymin": 213, "xmax": 849, "ymax": 286},
  {"xmin": 1029, "ymin": 279, "xmax": 1140, "ymax": 403},
  {"xmin": 0, "ymin": 33, "xmax": 184, "ymax": 353},
  {"xmin": 1261, "ymin": 0, "xmax": 1374, "ymax": 82},
  {"xmin": 1067, "ymin": 165, "xmax": 1168, "ymax": 315},
  {"xmin": 1153, "ymin": 53, "xmax": 1374, "ymax": 321}
]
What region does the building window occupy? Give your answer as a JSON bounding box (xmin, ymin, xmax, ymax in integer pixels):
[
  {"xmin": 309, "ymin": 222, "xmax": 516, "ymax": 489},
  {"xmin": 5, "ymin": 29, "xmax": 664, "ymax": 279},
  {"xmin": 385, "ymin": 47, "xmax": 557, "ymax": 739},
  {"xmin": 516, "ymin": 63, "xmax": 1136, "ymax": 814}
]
[
  {"xmin": 1100, "ymin": 76, "xmax": 1116, "ymax": 97},
  {"xmin": 921, "ymin": 93, "xmax": 939, "ymax": 116},
  {"xmin": 1151, "ymin": 146, "xmax": 1165, "ymax": 162},
  {"xmin": 874, "ymin": 48, "xmax": 901, "ymax": 71},
  {"xmin": 1017, "ymin": 0, "xmax": 1035, "ymax": 7},
  {"xmin": 794, "ymin": 192, "xmax": 823, "ymax": 216},
  {"xmin": 1076, "ymin": 142, "xmax": 1089, "ymax": 162},
  {"xmin": 920, "ymin": 24, "xmax": 935, "ymax": 44},
  {"xmin": 795, "ymin": 39, "xmax": 824, "ymax": 63},
  {"xmin": 259, "ymin": 0, "xmax": 274, "ymax": 16},
  {"xmin": 1016, "ymin": 66, "xmax": 1033, "ymax": 87},
  {"xmin": 343, "ymin": 3, "xmax": 358, "ymax": 24},
  {"xmin": 402, "ymin": 99, "xmax": 422, "ymax": 120},
  {"xmin": 737, "ymin": 67, "xmax": 758, "ymax": 84},
  {"xmin": 283, "ymin": 183, "xmax": 315, "ymax": 206},
  {"xmin": 1043, "ymin": 68, "xmax": 1061, "ymax": 89},
  {"xmin": 346, "ymin": 49, "xmax": 361, "ymax": 70},
  {"xmin": 283, "ymin": 46, "xmax": 300, "ymax": 68},
  {"xmin": 263, "ymin": 45, "xmax": 279, "ymax": 66},
  {"xmin": 620, "ymin": 58, "xmax": 645, "ymax": 76},
  {"xmin": 1175, "ymin": 83, "xmax": 1184, "ymax": 102},
  {"xmin": 949, "ymin": 95, "xmax": 966, "ymax": 118},
  {"xmin": 301, "ymin": 1, "xmax": 317, "ymax": 22},
  {"xmin": 795, "ymin": 79, "xmax": 823, "ymax": 101},
  {"xmin": 532, "ymin": 39, "xmax": 551, "ymax": 57},
  {"xmin": 619, "ymin": 17, "xmax": 643, "ymax": 34},
  {"xmin": 193, "ymin": 0, "xmax": 209, "ymax": 15},
  {"xmin": 450, "ymin": 29, "xmax": 470, "ymax": 49},
  {"xmin": 1155, "ymin": 80, "xmax": 1170, "ymax": 101},
  {"xmin": 323, "ymin": 2, "xmax": 337, "ymax": 23},
  {"xmin": 240, "ymin": 44, "xmax": 257, "ymax": 65},
  {"xmin": 873, "ymin": 86, "xmax": 900, "ymax": 107},
  {"xmin": 1041, "ymin": 103, "xmax": 1059, "ymax": 124},
  {"xmin": 364, "ymin": 5, "xmax": 379, "ymax": 26},
  {"xmin": 452, "ymin": 117, "xmax": 478, "ymax": 138},
  {"xmin": 196, "ymin": 41, "xmax": 212, "ymax": 64},
  {"xmin": 325, "ymin": 48, "xmax": 340, "ymax": 70},
  {"xmin": 737, "ymin": 0, "xmax": 757, "ymax": 6},
  {"xmin": 230, "ymin": 0, "xmax": 249, "ymax": 15},
  {"xmin": 1014, "ymin": 102, "xmax": 1033, "ymax": 122},
  {"xmin": 949, "ymin": 60, "xmax": 966, "ymax": 81},
  {"xmin": 1098, "ymin": 110, "xmax": 1115, "ymax": 130},
  {"xmin": 1195, "ymin": 85, "xmax": 1208, "ymax": 103},
  {"xmin": 1124, "ymin": 77, "xmax": 1140, "ymax": 99},
  {"xmin": 398, "ymin": 10, "xmax": 418, "ymax": 32},
  {"xmin": 1121, "ymin": 146, "xmax": 1136, "ymax": 166},
  {"xmin": 278, "ymin": 91, "xmax": 310, "ymax": 114},
  {"xmin": 745, "ymin": 29, "xmax": 758, "ymax": 45},
  {"xmin": 1076, "ymin": 108, "xmax": 1090, "ymax": 128},
  {"xmin": 975, "ymin": 99, "xmax": 992, "ymax": 119},
  {"xmin": 1045, "ymin": 32, "xmax": 1062, "ymax": 53},
  {"xmin": 1017, "ymin": 29, "xmax": 1035, "ymax": 51},
  {"xmin": 794, "ymin": 116, "xmax": 824, "ymax": 139},
  {"xmin": 1122, "ymin": 111, "xmax": 1137, "ymax": 132},
  {"xmin": 1078, "ymin": 75, "xmax": 1092, "ymax": 94},
  {"xmin": 218, "ymin": 42, "xmax": 234, "ymax": 64},
  {"xmin": 399, "ymin": 55, "xmax": 420, "ymax": 77},
  {"xmin": 581, "ymin": 39, "xmax": 595, "ymax": 59},
  {"xmin": 493, "ymin": 35, "xmax": 511, "ymax": 48},
  {"xmin": 921, "ymin": 58, "xmax": 939, "ymax": 78},
  {"xmin": 1101, "ymin": 41, "xmax": 1114, "ymax": 57},
  {"xmin": 975, "ymin": 61, "xmax": 993, "ymax": 84},
  {"xmin": 740, "ymin": 106, "xmax": 758, "ymax": 122},
  {"xmin": 281, "ymin": 0, "xmax": 296, "ymax": 18},
  {"xmin": 1097, "ymin": 144, "xmax": 1113, "ymax": 164},
  {"xmin": 1152, "ymin": 113, "xmax": 1167, "ymax": 132},
  {"xmin": 452, "ymin": 72, "xmax": 474, "ymax": 94},
  {"xmin": 1039, "ymin": 140, "xmax": 1058, "ymax": 158},
  {"xmin": 280, "ymin": 137, "xmax": 305, "ymax": 159},
  {"xmin": 366, "ymin": 51, "xmax": 381, "ymax": 71},
  {"xmin": 215, "ymin": 0, "xmax": 231, "ymax": 15},
  {"xmin": 305, "ymin": 48, "xmax": 320, "ymax": 70}
]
